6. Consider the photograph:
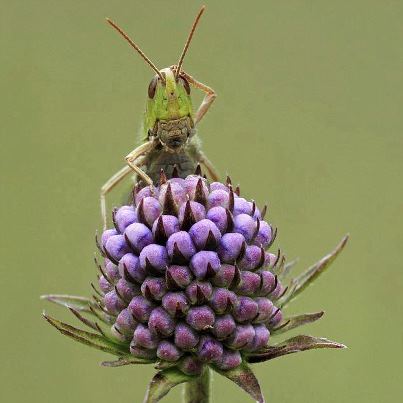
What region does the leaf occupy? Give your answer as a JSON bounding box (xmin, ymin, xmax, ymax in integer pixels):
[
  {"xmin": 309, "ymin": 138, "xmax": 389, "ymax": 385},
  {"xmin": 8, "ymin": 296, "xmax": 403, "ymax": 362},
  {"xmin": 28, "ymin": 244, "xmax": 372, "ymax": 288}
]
[
  {"xmin": 278, "ymin": 258, "xmax": 299, "ymax": 281},
  {"xmin": 41, "ymin": 294, "xmax": 96, "ymax": 312},
  {"xmin": 213, "ymin": 362, "xmax": 265, "ymax": 403},
  {"xmin": 248, "ymin": 335, "xmax": 346, "ymax": 363},
  {"xmin": 279, "ymin": 235, "xmax": 349, "ymax": 307},
  {"xmin": 271, "ymin": 311, "xmax": 324, "ymax": 336},
  {"xmin": 43, "ymin": 312, "xmax": 128, "ymax": 356},
  {"xmin": 41, "ymin": 294, "xmax": 113, "ymax": 324},
  {"xmin": 101, "ymin": 356, "xmax": 151, "ymax": 367},
  {"xmin": 143, "ymin": 368, "xmax": 192, "ymax": 403}
]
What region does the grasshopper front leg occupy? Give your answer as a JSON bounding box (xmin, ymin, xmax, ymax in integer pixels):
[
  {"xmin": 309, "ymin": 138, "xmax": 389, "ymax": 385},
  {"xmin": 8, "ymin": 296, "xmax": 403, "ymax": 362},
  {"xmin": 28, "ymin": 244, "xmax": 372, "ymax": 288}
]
[
  {"xmin": 100, "ymin": 141, "xmax": 154, "ymax": 230},
  {"xmin": 125, "ymin": 140, "xmax": 155, "ymax": 186},
  {"xmin": 180, "ymin": 71, "xmax": 217, "ymax": 125}
]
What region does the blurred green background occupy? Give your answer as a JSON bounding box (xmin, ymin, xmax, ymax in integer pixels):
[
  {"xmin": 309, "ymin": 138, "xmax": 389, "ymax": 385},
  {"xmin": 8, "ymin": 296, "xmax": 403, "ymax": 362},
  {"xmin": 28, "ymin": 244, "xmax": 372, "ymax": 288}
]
[{"xmin": 1, "ymin": 0, "xmax": 402, "ymax": 402}]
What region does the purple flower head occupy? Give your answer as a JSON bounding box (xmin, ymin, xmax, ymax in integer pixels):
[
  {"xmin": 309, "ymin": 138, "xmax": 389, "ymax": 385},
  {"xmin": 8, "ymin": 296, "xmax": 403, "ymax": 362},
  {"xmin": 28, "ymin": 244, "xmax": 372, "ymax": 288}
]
[
  {"xmin": 94, "ymin": 176, "xmax": 283, "ymax": 369},
  {"xmin": 44, "ymin": 170, "xmax": 349, "ymax": 403}
]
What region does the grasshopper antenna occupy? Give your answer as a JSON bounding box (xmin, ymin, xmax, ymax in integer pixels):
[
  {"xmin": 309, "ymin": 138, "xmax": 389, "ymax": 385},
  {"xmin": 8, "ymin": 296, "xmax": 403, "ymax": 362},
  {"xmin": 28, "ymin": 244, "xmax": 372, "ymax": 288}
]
[
  {"xmin": 175, "ymin": 5, "xmax": 206, "ymax": 79},
  {"xmin": 106, "ymin": 18, "xmax": 165, "ymax": 82}
]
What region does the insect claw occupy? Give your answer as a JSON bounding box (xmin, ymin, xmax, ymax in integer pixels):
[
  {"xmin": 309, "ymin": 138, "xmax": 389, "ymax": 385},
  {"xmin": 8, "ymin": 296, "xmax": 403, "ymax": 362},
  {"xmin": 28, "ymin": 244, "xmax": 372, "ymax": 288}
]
[
  {"xmin": 159, "ymin": 169, "xmax": 167, "ymax": 186},
  {"xmin": 171, "ymin": 164, "xmax": 179, "ymax": 178},
  {"xmin": 162, "ymin": 183, "xmax": 178, "ymax": 215},
  {"xmin": 226, "ymin": 175, "xmax": 232, "ymax": 186},
  {"xmin": 235, "ymin": 185, "xmax": 240, "ymax": 196}
]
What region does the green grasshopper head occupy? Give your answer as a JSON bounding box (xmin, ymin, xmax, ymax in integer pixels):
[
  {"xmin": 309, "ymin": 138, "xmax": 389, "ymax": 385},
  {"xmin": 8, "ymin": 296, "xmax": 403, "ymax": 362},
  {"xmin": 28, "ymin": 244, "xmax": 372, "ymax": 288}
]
[
  {"xmin": 144, "ymin": 67, "xmax": 193, "ymax": 149},
  {"xmin": 107, "ymin": 6, "xmax": 205, "ymax": 150}
]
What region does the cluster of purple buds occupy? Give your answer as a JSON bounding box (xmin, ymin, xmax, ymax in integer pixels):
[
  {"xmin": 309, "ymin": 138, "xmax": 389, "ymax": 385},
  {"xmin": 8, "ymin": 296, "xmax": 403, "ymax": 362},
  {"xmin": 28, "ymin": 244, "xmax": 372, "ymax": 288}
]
[{"xmin": 97, "ymin": 172, "xmax": 287, "ymax": 374}]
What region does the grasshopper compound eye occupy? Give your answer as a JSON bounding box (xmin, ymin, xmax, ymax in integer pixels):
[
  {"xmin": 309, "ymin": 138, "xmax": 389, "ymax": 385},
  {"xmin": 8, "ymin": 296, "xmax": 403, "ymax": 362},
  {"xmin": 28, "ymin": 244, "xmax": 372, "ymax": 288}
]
[{"xmin": 148, "ymin": 76, "xmax": 158, "ymax": 99}]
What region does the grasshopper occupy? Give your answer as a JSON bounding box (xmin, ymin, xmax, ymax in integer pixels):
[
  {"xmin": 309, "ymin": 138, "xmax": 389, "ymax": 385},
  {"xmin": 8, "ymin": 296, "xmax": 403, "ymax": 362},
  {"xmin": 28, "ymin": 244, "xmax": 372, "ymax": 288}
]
[{"xmin": 101, "ymin": 6, "xmax": 219, "ymax": 229}]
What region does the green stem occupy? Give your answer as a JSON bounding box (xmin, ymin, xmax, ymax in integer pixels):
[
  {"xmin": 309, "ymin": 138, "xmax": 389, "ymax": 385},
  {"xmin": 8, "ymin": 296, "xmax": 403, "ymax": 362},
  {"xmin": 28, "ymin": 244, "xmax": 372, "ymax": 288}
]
[{"xmin": 183, "ymin": 368, "xmax": 210, "ymax": 403}]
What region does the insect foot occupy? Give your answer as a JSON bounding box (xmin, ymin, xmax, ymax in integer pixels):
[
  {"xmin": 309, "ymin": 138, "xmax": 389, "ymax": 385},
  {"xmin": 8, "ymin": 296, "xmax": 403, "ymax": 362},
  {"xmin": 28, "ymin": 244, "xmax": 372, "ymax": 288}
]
[{"xmin": 43, "ymin": 172, "xmax": 348, "ymax": 403}]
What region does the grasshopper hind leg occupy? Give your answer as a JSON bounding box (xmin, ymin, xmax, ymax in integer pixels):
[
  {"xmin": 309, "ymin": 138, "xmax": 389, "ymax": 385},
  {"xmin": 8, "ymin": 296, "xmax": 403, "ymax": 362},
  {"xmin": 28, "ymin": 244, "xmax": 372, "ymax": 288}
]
[{"xmin": 100, "ymin": 165, "xmax": 133, "ymax": 230}]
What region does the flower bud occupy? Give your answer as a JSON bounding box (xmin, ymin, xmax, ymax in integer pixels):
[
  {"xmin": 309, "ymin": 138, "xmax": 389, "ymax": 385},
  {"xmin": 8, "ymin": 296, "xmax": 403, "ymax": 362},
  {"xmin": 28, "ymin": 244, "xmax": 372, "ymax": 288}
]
[
  {"xmin": 214, "ymin": 349, "xmax": 242, "ymax": 370},
  {"xmin": 105, "ymin": 235, "xmax": 130, "ymax": 262},
  {"xmin": 233, "ymin": 296, "xmax": 259, "ymax": 323},
  {"xmin": 210, "ymin": 288, "xmax": 237, "ymax": 314},
  {"xmin": 139, "ymin": 244, "xmax": 169, "ymax": 274},
  {"xmin": 235, "ymin": 271, "xmax": 261, "ymax": 295},
  {"xmin": 217, "ymin": 233, "xmax": 245, "ymax": 263},
  {"xmin": 208, "ymin": 189, "xmax": 230, "ymax": 209},
  {"xmin": 186, "ymin": 306, "xmax": 215, "ymax": 331},
  {"xmin": 233, "ymin": 214, "xmax": 257, "ymax": 243},
  {"xmin": 128, "ymin": 296, "xmax": 155, "ymax": 323},
  {"xmin": 141, "ymin": 277, "xmax": 167, "ymax": 301},
  {"xmin": 157, "ymin": 340, "xmax": 183, "ymax": 362},
  {"xmin": 124, "ymin": 223, "xmax": 153, "ymax": 253},
  {"xmin": 190, "ymin": 251, "xmax": 221, "ymax": 279},
  {"xmin": 133, "ymin": 324, "xmax": 159, "ymax": 349},
  {"xmin": 118, "ymin": 253, "xmax": 146, "ymax": 284},
  {"xmin": 148, "ymin": 307, "xmax": 175, "ymax": 337},
  {"xmin": 212, "ymin": 314, "xmax": 236, "ymax": 339},
  {"xmin": 197, "ymin": 335, "xmax": 223, "ymax": 363},
  {"xmin": 162, "ymin": 292, "xmax": 189, "ymax": 317},
  {"xmin": 226, "ymin": 324, "xmax": 255, "ymax": 349},
  {"xmin": 152, "ymin": 215, "xmax": 180, "ymax": 244},
  {"xmin": 189, "ymin": 219, "xmax": 221, "ymax": 250},
  {"xmin": 174, "ymin": 322, "xmax": 200, "ymax": 351},
  {"xmin": 179, "ymin": 355, "xmax": 204, "ymax": 376},
  {"xmin": 166, "ymin": 231, "xmax": 196, "ymax": 263},
  {"xmin": 114, "ymin": 206, "xmax": 138, "ymax": 233},
  {"xmin": 165, "ymin": 265, "xmax": 193, "ymax": 289},
  {"xmin": 104, "ymin": 290, "xmax": 126, "ymax": 315}
]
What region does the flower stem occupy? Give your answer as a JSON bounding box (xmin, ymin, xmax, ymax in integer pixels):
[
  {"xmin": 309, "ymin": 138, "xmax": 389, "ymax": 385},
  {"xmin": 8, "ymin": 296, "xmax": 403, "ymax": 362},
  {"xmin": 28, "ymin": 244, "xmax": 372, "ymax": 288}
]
[{"xmin": 183, "ymin": 368, "xmax": 210, "ymax": 403}]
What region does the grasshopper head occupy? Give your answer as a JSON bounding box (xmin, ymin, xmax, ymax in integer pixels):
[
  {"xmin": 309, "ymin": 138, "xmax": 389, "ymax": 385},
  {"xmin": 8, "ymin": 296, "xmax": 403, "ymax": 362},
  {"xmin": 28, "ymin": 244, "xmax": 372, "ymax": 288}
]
[
  {"xmin": 145, "ymin": 67, "xmax": 193, "ymax": 149},
  {"xmin": 107, "ymin": 6, "xmax": 206, "ymax": 147}
]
